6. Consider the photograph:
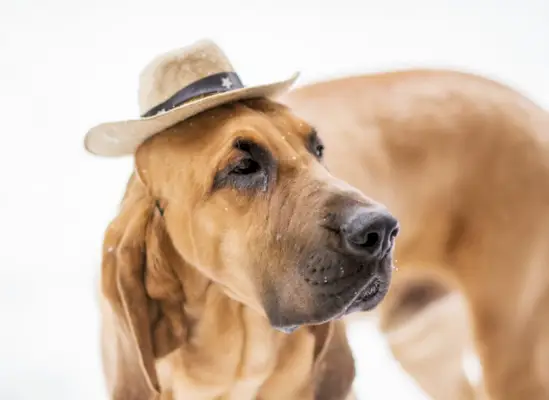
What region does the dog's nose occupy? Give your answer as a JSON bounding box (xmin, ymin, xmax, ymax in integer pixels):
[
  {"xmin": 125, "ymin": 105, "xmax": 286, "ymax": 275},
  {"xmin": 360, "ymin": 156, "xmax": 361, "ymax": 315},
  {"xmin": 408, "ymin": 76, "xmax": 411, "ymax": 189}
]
[{"xmin": 341, "ymin": 208, "xmax": 399, "ymax": 258}]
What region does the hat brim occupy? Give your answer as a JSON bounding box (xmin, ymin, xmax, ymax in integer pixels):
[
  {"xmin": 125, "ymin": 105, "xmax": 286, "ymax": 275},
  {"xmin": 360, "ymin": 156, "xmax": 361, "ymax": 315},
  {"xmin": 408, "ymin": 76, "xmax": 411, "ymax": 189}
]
[{"xmin": 84, "ymin": 72, "xmax": 300, "ymax": 157}]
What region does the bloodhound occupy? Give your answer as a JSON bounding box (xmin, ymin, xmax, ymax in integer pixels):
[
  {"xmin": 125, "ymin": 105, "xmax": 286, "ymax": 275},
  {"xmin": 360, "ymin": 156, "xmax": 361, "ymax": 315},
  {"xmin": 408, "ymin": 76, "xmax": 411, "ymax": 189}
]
[
  {"xmin": 282, "ymin": 69, "xmax": 549, "ymax": 400},
  {"xmin": 98, "ymin": 98, "xmax": 399, "ymax": 399}
]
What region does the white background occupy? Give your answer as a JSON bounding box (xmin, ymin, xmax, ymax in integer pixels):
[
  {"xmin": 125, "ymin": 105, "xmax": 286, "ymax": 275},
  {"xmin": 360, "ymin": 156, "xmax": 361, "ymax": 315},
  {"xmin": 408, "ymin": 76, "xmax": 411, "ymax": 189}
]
[{"xmin": 1, "ymin": 0, "xmax": 548, "ymax": 398}]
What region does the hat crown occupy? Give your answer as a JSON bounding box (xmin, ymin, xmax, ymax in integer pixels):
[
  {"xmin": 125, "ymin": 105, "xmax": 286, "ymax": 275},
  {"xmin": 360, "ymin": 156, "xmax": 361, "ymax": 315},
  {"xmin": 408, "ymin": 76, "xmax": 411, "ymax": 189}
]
[{"xmin": 138, "ymin": 40, "xmax": 236, "ymax": 115}]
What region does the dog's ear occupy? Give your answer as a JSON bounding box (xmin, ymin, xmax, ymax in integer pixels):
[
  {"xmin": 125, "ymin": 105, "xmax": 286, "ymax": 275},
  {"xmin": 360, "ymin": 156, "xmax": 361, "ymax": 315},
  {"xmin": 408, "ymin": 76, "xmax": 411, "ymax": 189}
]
[
  {"xmin": 309, "ymin": 321, "xmax": 356, "ymax": 400},
  {"xmin": 101, "ymin": 174, "xmax": 161, "ymax": 398}
]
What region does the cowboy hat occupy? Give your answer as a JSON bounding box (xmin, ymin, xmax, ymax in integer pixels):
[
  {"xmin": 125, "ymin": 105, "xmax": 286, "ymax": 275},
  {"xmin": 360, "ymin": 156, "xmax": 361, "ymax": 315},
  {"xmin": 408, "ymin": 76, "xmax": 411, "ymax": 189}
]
[{"xmin": 84, "ymin": 39, "xmax": 300, "ymax": 157}]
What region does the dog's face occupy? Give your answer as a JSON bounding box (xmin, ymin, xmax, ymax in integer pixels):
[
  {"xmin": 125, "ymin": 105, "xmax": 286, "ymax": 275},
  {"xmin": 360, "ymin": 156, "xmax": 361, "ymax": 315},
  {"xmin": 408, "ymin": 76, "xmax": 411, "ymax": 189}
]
[{"xmin": 136, "ymin": 98, "xmax": 399, "ymax": 332}]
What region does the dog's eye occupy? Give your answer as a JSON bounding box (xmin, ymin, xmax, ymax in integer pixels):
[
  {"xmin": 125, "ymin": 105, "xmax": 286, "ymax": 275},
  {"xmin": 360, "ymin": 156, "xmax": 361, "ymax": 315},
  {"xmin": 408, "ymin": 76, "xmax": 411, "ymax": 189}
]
[
  {"xmin": 307, "ymin": 129, "xmax": 325, "ymax": 161},
  {"xmin": 230, "ymin": 157, "xmax": 261, "ymax": 175},
  {"xmin": 212, "ymin": 139, "xmax": 272, "ymax": 192},
  {"xmin": 315, "ymin": 143, "xmax": 325, "ymax": 159}
]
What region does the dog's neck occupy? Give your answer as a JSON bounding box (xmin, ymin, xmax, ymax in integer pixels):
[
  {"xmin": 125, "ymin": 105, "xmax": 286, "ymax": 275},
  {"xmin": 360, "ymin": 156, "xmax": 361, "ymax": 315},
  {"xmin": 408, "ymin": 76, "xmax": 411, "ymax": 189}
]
[{"xmin": 147, "ymin": 223, "xmax": 326, "ymax": 399}]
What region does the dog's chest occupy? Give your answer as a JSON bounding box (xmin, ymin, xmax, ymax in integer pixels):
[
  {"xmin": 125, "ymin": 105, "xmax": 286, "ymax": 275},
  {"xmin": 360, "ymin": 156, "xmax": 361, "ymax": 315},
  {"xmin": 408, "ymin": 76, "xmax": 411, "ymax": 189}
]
[
  {"xmin": 223, "ymin": 306, "xmax": 283, "ymax": 399},
  {"xmin": 156, "ymin": 292, "xmax": 282, "ymax": 400}
]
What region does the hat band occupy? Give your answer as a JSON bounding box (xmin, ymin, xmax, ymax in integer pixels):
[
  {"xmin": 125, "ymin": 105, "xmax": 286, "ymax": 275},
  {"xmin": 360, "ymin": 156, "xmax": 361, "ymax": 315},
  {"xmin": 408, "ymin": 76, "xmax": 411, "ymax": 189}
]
[{"xmin": 141, "ymin": 71, "xmax": 244, "ymax": 118}]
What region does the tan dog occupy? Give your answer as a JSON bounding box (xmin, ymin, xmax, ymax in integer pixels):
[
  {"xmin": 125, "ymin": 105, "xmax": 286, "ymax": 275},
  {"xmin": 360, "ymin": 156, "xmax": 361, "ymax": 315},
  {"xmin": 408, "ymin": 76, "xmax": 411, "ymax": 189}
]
[
  {"xmin": 281, "ymin": 69, "xmax": 549, "ymax": 400},
  {"xmin": 87, "ymin": 41, "xmax": 404, "ymax": 400},
  {"xmin": 98, "ymin": 98, "xmax": 398, "ymax": 399},
  {"xmin": 90, "ymin": 41, "xmax": 402, "ymax": 399}
]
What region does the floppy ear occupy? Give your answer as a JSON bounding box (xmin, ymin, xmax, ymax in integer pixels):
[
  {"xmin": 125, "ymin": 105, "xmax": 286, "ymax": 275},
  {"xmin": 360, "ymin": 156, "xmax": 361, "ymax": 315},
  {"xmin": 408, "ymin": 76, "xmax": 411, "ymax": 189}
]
[
  {"xmin": 101, "ymin": 174, "xmax": 161, "ymax": 398},
  {"xmin": 309, "ymin": 321, "xmax": 356, "ymax": 400}
]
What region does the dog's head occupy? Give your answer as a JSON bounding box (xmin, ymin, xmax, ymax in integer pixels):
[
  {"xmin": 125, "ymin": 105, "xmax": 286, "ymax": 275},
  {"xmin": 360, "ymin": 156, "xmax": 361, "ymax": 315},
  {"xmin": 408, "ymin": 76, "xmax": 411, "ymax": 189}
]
[{"xmin": 102, "ymin": 98, "xmax": 398, "ymax": 393}]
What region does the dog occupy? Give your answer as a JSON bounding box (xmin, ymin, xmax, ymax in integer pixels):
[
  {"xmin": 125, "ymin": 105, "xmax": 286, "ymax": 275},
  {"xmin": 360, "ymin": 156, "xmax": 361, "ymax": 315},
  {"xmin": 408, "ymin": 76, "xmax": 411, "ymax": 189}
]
[
  {"xmin": 88, "ymin": 40, "xmax": 399, "ymax": 400},
  {"xmin": 281, "ymin": 69, "xmax": 549, "ymax": 399}
]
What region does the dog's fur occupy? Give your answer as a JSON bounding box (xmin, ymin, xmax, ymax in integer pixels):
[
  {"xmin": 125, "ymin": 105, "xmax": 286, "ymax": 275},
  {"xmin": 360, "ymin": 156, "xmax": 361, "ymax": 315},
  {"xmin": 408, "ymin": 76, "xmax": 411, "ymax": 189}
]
[
  {"xmin": 98, "ymin": 98, "xmax": 396, "ymax": 399},
  {"xmin": 281, "ymin": 69, "xmax": 549, "ymax": 399},
  {"xmin": 376, "ymin": 273, "xmax": 481, "ymax": 400}
]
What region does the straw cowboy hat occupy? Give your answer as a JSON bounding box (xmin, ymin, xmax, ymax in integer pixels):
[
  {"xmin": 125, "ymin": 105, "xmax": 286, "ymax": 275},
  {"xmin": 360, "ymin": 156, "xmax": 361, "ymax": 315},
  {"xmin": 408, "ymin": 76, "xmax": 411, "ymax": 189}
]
[{"xmin": 84, "ymin": 39, "xmax": 300, "ymax": 157}]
